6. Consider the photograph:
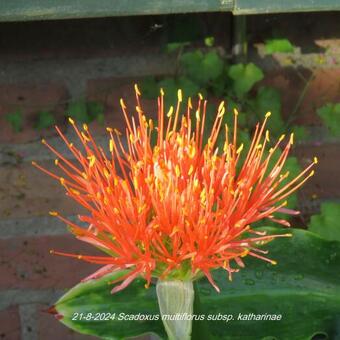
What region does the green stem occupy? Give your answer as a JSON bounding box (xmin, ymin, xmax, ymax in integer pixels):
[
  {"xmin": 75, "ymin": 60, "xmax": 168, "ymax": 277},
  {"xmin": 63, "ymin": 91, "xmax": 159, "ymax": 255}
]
[{"xmin": 156, "ymin": 280, "xmax": 194, "ymax": 340}]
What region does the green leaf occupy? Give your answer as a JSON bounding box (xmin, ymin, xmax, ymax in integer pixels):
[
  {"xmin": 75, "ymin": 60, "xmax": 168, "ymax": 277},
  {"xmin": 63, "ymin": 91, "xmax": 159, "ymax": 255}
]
[
  {"xmin": 197, "ymin": 227, "xmax": 340, "ymax": 339},
  {"xmin": 67, "ymin": 101, "xmax": 91, "ymax": 123},
  {"xmin": 35, "ymin": 111, "xmax": 56, "ymax": 130},
  {"xmin": 54, "ymin": 228, "xmax": 340, "ymax": 340},
  {"xmin": 164, "ymin": 42, "xmax": 190, "ymax": 53},
  {"xmin": 264, "ymin": 39, "xmax": 294, "ymax": 54},
  {"xmin": 204, "ymin": 36, "xmax": 215, "ymax": 47},
  {"xmin": 87, "ymin": 102, "xmax": 105, "ymax": 121},
  {"xmin": 317, "ymin": 103, "xmax": 340, "ymax": 137},
  {"xmin": 290, "ymin": 125, "xmax": 309, "ymax": 141},
  {"xmin": 180, "ymin": 51, "xmax": 224, "ymax": 86},
  {"xmin": 254, "ymin": 86, "xmax": 284, "ymax": 137},
  {"xmin": 309, "ymin": 202, "xmax": 340, "ymax": 241},
  {"xmin": 5, "ymin": 110, "xmax": 23, "ymax": 132},
  {"xmin": 228, "ymin": 63, "xmax": 264, "ymax": 98},
  {"xmin": 140, "ymin": 77, "xmax": 159, "ymax": 99}
]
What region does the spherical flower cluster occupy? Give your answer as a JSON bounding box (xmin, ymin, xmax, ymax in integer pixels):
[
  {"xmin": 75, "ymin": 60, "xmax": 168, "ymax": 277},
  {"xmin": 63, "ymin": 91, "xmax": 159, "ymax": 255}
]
[{"xmin": 33, "ymin": 86, "xmax": 316, "ymax": 293}]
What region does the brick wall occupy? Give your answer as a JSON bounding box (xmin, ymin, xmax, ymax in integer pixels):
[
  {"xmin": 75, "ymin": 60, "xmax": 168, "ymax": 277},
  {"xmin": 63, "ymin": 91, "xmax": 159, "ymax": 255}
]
[{"xmin": 0, "ymin": 12, "xmax": 339, "ymax": 339}]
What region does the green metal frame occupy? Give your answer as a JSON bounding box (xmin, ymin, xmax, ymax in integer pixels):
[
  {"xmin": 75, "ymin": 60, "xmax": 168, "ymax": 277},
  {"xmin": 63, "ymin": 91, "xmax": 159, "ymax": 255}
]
[{"xmin": 0, "ymin": 0, "xmax": 339, "ymax": 22}]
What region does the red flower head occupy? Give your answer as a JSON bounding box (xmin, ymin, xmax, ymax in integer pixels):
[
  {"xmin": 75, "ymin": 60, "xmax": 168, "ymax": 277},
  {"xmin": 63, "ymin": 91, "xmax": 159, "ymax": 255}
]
[{"xmin": 33, "ymin": 86, "xmax": 316, "ymax": 293}]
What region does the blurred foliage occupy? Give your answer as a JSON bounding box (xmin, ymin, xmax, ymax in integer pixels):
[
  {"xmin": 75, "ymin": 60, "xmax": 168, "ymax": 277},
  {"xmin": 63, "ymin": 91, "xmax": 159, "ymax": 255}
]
[
  {"xmin": 66, "ymin": 100, "xmax": 105, "ymax": 125},
  {"xmin": 35, "ymin": 111, "xmax": 55, "ymax": 130},
  {"xmin": 5, "ymin": 110, "xmax": 23, "ymax": 132},
  {"xmin": 264, "ymin": 38, "xmax": 295, "ymax": 54},
  {"xmin": 317, "ymin": 103, "xmax": 340, "ymax": 137},
  {"xmin": 309, "ymin": 202, "xmax": 340, "ymax": 241}
]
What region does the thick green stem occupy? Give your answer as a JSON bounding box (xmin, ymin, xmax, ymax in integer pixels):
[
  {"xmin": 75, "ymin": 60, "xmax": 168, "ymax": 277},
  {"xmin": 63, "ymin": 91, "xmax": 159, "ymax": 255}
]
[{"xmin": 156, "ymin": 280, "xmax": 194, "ymax": 340}]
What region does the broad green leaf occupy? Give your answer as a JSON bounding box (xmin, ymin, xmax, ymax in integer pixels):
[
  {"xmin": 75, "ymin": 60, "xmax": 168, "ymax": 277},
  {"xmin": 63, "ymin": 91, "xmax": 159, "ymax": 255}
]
[
  {"xmin": 197, "ymin": 228, "xmax": 340, "ymax": 340},
  {"xmin": 140, "ymin": 77, "xmax": 159, "ymax": 99},
  {"xmin": 180, "ymin": 51, "xmax": 224, "ymax": 86},
  {"xmin": 264, "ymin": 39, "xmax": 294, "ymax": 54},
  {"xmin": 309, "ymin": 202, "xmax": 340, "ymax": 241},
  {"xmin": 5, "ymin": 110, "xmax": 23, "ymax": 132},
  {"xmin": 56, "ymin": 270, "xmax": 165, "ymax": 340},
  {"xmin": 54, "ymin": 228, "xmax": 340, "ymax": 340},
  {"xmin": 254, "ymin": 86, "xmax": 284, "ymax": 137},
  {"xmin": 67, "ymin": 101, "xmax": 91, "ymax": 123},
  {"xmin": 317, "ymin": 103, "xmax": 340, "ymax": 137},
  {"xmin": 228, "ymin": 63, "xmax": 264, "ymax": 98},
  {"xmin": 35, "ymin": 111, "xmax": 55, "ymax": 130},
  {"xmin": 88, "ymin": 102, "xmax": 105, "ymax": 124}
]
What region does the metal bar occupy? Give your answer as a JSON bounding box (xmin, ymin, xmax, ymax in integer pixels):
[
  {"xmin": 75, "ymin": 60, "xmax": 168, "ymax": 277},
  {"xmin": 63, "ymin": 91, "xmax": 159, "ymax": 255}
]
[
  {"xmin": 232, "ymin": 15, "xmax": 247, "ymax": 62},
  {"xmin": 0, "ymin": 0, "xmax": 234, "ymax": 22}
]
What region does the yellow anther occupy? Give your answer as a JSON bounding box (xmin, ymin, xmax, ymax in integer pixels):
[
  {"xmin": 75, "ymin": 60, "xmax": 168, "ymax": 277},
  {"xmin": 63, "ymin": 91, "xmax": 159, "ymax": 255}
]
[
  {"xmin": 134, "ymin": 83, "xmax": 141, "ymax": 95},
  {"xmin": 106, "ymin": 127, "xmax": 113, "ymax": 132},
  {"xmin": 314, "ymin": 157, "xmax": 318, "ymax": 164},
  {"xmin": 271, "ymin": 260, "xmax": 277, "ymax": 265},
  {"xmin": 198, "ymin": 93, "xmax": 203, "ymax": 100},
  {"xmin": 236, "ymin": 143, "xmax": 244, "ymax": 154},
  {"xmin": 310, "ymin": 170, "xmax": 315, "ymax": 177},
  {"xmin": 265, "ymin": 130, "xmax": 270, "ymax": 142},
  {"xmin": 54, "ymin": 159, "xmax": 59, "ymax": 166},
  {"xmin": 233, "ymin": 108, "xmax": 239, "ymax": 116},
  {"xmin": 188, "ymin": 145, "xmax": 196, "ymax": 159},
  {"xmin": 49, "ymin": 211, "xmax": 58, "ymax": 216},
  {"xmin": 160, "ymin": 88, "xmax": 164, "ymax": 96},
  {"xmin": 82, "ymin": 172, "xmax": 87, "ymax": 179},
  {"xmin": 70, "ymin": 188, "xmax": 80, "ymax": 195},
  {"xmin": 109, "ymin": 139, "xmax": 114, "ymax": 153},
  {"xmin": 167, "ymin": 106, "xmax": 174, "ymax": 117},
  {"xmin": 83, "ymin": 123, "xmax": 88, "ymax": 131},
  {"xmin": 279, "ymin": 134, "xmax": 285, "ymax": 142},
  {"xmin": 290, "ymin": 133, "xmax": 294, "ymax": 144},
  {"xmin": 265, "ymin": 111, "xmax": 271, "ymax": 118},
  {"xmin": 149, "ymin": 119, "xmax": 154, "ymax": 130},
  {"xmin": 88, "ymin": 155, "xmax": 96, "ymax": 167},
  {"xmin": 218, "ymin": 101, "xmax": 225, "ymax": 114},
  {"xmin": 217, "ymin": 106, "xmax": 225, "ymax": 118},
  {"xmin": 41, "ymin": 139, "xmax": 46, "ymax": 144},
  {"xmin": 188, "ymin": 165, "xmax": 194, "ymax": 175},
  {"xmin": 68, "ymin": 117, "xmax": 75, "ymax": 125},
  {"xmin": 104, "ymin": 168, "xmax": 110, "ymax": 179},
  {"xmin": 195, "ymin": 110, "xmax": 200, "ymax": 122},
  {"xmin": 60, "ymin": 177, "xmax": 65, "ymax": 185},
  {"xmin": 175, "ymin": 165, "xmax": 180, "ymax": 177},
  {"xmin": 285, "ymin": 233, "xmax": 293, "ymax": 237},
  {"xmin": 177, "ymin": 89, "xmax": 182, "ymax": 102},
  {"xmin": 81, "ymin": 132, "xmax": 90, "ymax": 142},
  {"xmin": 188, "ymin": 97, "xmax": 192, "ymax": 109},
  {"xmin": 120, "ymin": 98, "xmax": 126, "ymax": 109},
  {"xmin": 114, "ymin": 128, "xmax": 122, "ymax": 136}
]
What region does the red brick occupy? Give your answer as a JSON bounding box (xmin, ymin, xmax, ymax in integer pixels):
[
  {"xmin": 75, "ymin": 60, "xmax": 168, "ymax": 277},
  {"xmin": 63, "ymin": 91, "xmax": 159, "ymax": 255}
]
[
  {"xmin": 261, "ymin": 68, "xmax": 340, "ymax": 125},
  {"xmin": 0, "ymin": 306, "xmax": 21, "ymax": 340},
  {"xmin": 0, "ymin": 83, "xmax": 68, "ymax": 144},
  {"xmin": 38, "ymin": 304, "xmax": 96, "ymax": 340},
  {"xmin": 0, "ymin": 235, "xmax": 102, "ymax": 289},
  {"xmin": 0, "ymin": 160, "xmax": 84, "ymax": 220}
]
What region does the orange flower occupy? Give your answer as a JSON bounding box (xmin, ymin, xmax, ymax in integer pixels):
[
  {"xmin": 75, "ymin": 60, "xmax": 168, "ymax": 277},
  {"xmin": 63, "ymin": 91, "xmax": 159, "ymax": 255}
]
[{"xmin": 33, "ymin": 86, "xmax": 316, "ymax": 293}]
